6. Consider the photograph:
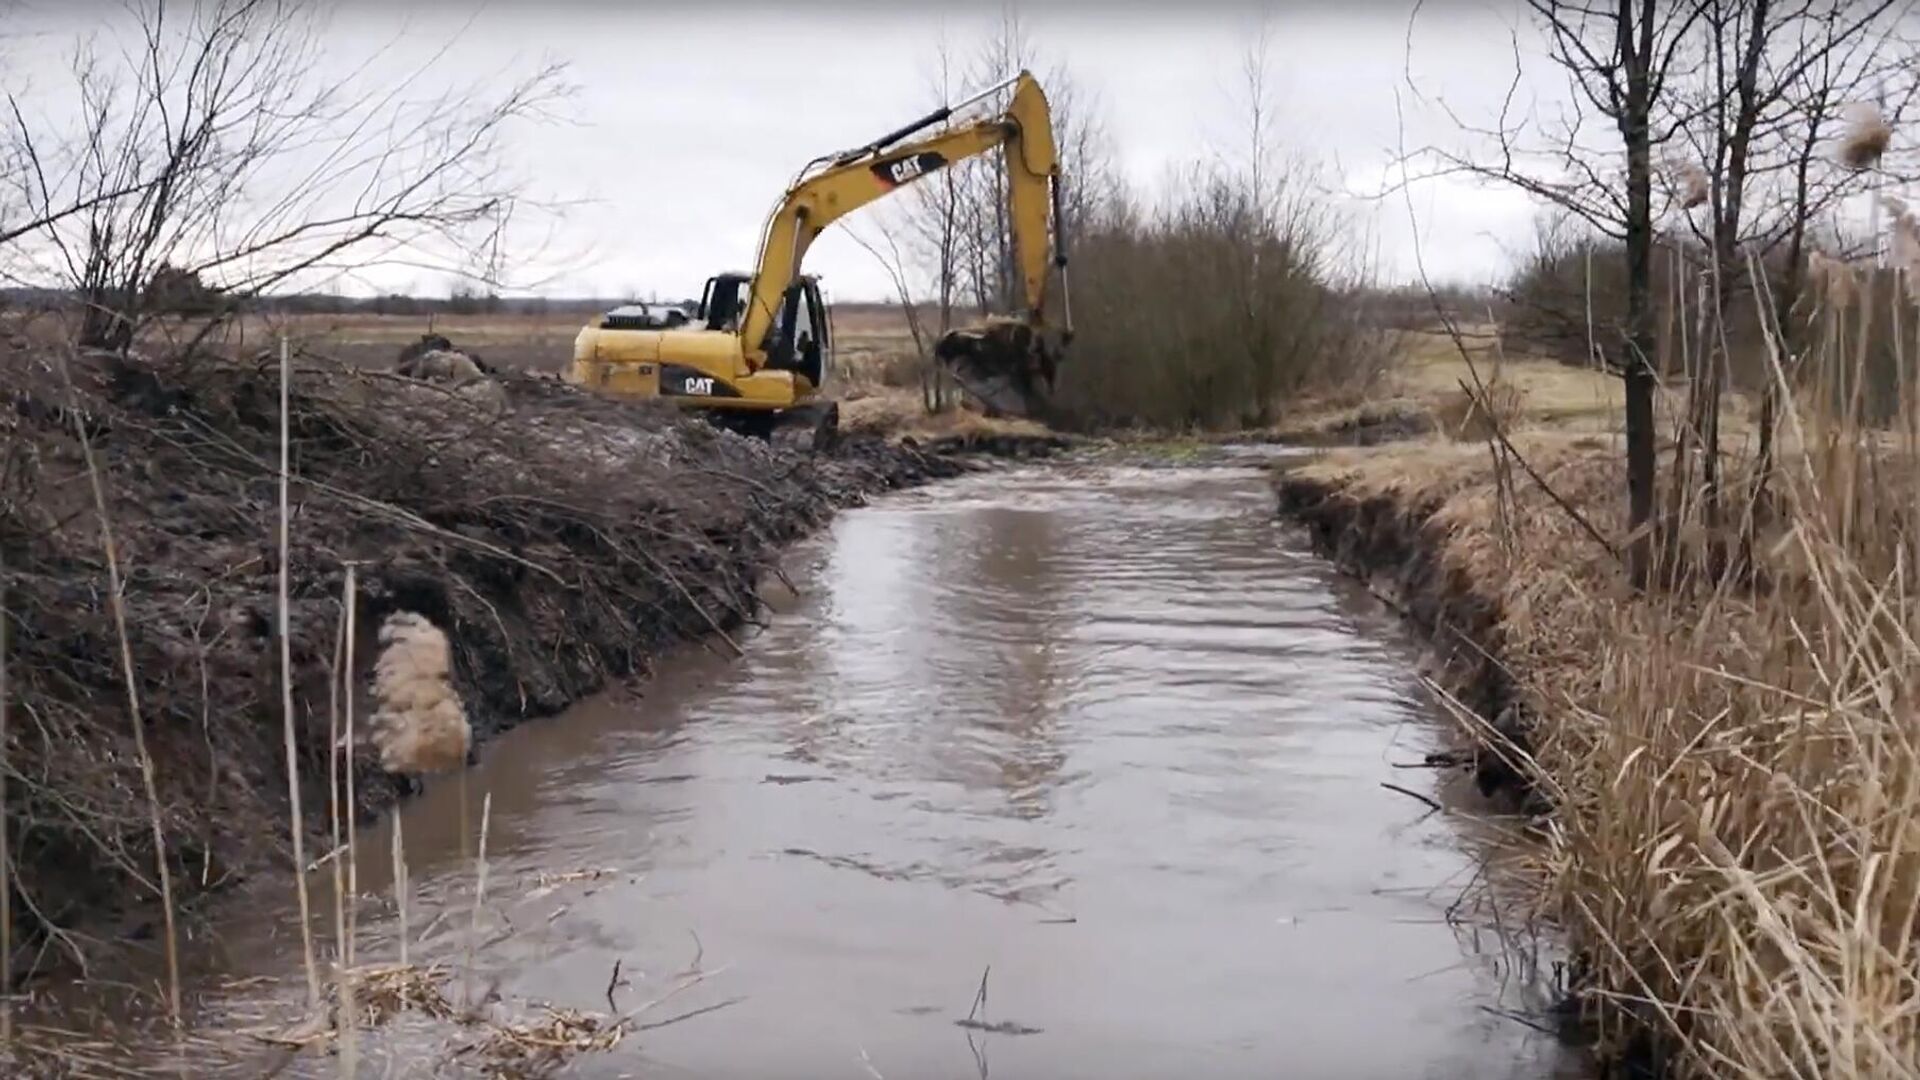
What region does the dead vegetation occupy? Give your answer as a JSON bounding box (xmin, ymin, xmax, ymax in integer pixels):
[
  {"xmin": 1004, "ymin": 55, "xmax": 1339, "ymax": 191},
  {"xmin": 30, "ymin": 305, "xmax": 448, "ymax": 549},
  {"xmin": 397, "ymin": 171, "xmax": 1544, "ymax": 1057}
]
[
  {"xmin": 0, "ymin": 327, "xmax": 962, "ymax": 992},
  {"xmin": 1279, "ymin": 251, "xmax": 1920, "ymax": 1074}
]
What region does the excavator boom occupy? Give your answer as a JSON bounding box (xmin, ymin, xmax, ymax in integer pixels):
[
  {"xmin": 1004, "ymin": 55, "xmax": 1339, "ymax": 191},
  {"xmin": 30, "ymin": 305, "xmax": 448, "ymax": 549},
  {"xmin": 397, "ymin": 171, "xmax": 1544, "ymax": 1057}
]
[{"xmin": 742, "ymin": 71, "xmax": 1069, "ymax": 416}]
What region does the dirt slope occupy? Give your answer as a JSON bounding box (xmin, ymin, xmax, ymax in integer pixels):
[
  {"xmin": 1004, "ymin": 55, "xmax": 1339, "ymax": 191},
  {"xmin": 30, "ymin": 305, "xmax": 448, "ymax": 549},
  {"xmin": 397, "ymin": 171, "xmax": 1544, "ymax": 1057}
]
[{"xmin": 1, "ymin": 343, "xmax": 962, "ymax": 980}]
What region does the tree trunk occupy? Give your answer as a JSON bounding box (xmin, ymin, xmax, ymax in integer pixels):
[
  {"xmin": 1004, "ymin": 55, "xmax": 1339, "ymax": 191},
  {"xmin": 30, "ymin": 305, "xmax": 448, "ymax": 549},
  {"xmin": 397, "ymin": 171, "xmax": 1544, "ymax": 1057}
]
[
  {"xmin": 1698, "ymin": 0, "xmax": 1771, "ymax": 541},
  {"xmin": 1621, "ymin": 0, "xmax": 1659, "ymax": 587}
]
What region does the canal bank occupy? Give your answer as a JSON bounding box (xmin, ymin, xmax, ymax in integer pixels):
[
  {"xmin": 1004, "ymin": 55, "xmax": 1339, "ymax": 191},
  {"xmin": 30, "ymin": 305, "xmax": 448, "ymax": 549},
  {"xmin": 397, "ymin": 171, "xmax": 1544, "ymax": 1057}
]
[{"xmin": 25, "ymin": 454, "xmax": 1586, "ymax": 1078}]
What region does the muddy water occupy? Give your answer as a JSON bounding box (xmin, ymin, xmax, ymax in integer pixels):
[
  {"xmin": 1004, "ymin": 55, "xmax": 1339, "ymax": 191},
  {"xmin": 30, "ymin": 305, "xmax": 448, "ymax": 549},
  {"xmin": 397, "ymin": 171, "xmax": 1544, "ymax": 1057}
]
[{"xmin": 164, "ymin": 457, "xmax": 1580, "ymax": 1077}]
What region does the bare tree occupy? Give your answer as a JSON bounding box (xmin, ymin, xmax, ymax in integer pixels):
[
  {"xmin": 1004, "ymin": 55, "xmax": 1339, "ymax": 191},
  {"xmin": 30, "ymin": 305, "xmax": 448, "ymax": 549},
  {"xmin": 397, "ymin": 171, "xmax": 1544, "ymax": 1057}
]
[
  {"xmin": 1410, "ymin": 0, "xmax": 1708, "ymax": 584},
  {"xmin": 865, "ymin": 7, "xmax": 1117, "ymax": 415},
  {"xmin": 912, "ymin": 28, "xmax": 968, "ymax": 412},
  {"xmin": 0, "ymin": 0, "xmax": 568, "ymax": 351},
  {"xmin": 1666, "ymin": 0, "xmax": 1909, "ymax": 533},
  {"xmin": 1419, "ymin": 0, "xmax": 1920, "ymax": 581}
]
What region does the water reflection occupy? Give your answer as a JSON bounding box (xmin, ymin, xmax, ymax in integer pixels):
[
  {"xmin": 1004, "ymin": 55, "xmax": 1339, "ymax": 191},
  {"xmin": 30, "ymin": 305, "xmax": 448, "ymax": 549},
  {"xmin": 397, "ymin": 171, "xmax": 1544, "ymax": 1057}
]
[{"xmin": 78, "ymin": 461, "xmax": 1584, "ymax": 1080}]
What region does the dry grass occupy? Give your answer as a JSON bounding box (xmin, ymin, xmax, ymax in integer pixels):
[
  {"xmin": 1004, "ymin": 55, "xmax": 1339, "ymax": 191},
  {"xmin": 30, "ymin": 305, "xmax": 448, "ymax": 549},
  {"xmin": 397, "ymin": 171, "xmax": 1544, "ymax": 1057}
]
[
  {"xmin": 1280, "ymin": 327, "xmax": 1623, "ymax": 440},
  {"xmin": 1289, "ymin": 284, "xmax": 1920, "ymax": 1074},
  {"xmin": 840, "ymin": 388, "xmax": 1052, "ymax": 442},
  {"xmin": 1394, "ymin": 328, "xmax": 1634, "ymax": 432},
  {"xmin": 214, "ymin": 305, "xmax": 928, "ymax": 378}
]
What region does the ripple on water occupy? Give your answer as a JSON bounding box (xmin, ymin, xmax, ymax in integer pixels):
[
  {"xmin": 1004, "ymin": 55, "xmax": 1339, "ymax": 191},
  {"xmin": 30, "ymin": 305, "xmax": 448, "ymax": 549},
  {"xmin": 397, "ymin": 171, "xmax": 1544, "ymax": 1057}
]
[{"xmin": 88, "ymin": 461, "xmax": 1582, "ymax": 1080}]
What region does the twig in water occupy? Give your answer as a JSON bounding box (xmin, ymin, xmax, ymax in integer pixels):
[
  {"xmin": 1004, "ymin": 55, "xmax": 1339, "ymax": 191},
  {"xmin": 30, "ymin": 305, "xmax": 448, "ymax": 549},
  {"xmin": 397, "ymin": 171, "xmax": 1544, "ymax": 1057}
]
[
  {"xmin": 1379, "ymin": 782, "xmax": 1445, "ymax": 814},
  {"xmin": 966, "ymin": 965, "xmax": 990, "ymax": 1024},
  {"xmin": 306, "ymin": 845, "xmax": 348, "ymax": 874},
  {"xmin": 629, "ymin": 996, "xmax": 746, "ymax": 1033},
  {"xmin": 605, "ymin": 959, "xmax": 628, "ymax": 1011},
  {"xmin": 611, "ymin": 966, "xmax": 730, "ymax": 1028},
  {"xmin": 1479, "ymin": 1003, "xmax": 1560, "ymax": 1037}
]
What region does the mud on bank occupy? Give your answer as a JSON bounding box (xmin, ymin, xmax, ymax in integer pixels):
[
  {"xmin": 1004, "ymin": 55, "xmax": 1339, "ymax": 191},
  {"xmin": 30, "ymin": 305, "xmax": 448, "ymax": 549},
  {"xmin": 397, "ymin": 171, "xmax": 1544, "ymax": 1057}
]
[
  {"xmin": 0, "ymin": 343, "xmax": 979, "ymax": 982},
  {"xmin": 1273, "ymin": 471, "xmax": 1536, "ymax": 806}
]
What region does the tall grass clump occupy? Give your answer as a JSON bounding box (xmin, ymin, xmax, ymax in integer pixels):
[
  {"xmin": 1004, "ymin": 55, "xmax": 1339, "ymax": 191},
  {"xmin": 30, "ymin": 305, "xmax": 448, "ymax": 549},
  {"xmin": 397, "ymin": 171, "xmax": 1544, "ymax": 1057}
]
[
  {"xmin": 1293, "ymin": 226, "xmax": 1920, "ymax": 1073},
  {"xmin": 1526, "ymin": 251, "xmax": 1920, "ymax": 1075},
  {"xmin": 1054, "ymin": 164, "xmax": 1389, "ymax": 431}
]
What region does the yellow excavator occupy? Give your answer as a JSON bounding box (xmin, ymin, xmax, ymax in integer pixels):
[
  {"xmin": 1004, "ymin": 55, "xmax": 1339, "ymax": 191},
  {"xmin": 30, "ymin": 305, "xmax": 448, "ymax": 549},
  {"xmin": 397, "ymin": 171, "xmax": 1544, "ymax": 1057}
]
[{"xmin": 566, "ymin": 71, "xmax": 1072, "ymax": 449}]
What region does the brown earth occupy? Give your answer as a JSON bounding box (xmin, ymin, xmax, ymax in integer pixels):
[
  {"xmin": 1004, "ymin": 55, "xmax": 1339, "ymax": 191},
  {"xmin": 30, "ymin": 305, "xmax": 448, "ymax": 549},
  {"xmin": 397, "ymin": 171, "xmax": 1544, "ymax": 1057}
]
[{"xmin": 0, "ymin": 332, "xmax": 977, "ymax": 985}]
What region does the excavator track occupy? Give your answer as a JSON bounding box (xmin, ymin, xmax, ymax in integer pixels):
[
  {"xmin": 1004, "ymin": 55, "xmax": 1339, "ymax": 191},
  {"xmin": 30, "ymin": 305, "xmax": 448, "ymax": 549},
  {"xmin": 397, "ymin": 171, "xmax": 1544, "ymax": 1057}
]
[
  {"xmin": 770, "ymin": 402, "xmax": 840, "ymax": 455},
  {"xmin": 709, "ymin": 403, "xmax": 839, "ymax": 454}
]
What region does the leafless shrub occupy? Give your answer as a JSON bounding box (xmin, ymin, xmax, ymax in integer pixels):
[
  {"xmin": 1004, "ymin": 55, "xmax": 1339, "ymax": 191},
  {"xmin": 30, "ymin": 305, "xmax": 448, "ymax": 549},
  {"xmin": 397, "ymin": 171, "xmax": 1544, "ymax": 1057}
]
[
  {"xmin": 1056, "ymin": 166, "xmax": 1387, "ymax": 431},
  {"xmin": 0, "ymin": 0, "xmax": 570, "ymax": 352}
]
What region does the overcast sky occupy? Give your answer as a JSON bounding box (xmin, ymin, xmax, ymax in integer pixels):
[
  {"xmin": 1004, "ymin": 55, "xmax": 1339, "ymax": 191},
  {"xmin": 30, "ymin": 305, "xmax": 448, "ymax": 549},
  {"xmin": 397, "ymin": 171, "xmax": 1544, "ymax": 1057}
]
[{"xmin": 8, "ymin": 1, "xmax": 1557, "ymax": 300}]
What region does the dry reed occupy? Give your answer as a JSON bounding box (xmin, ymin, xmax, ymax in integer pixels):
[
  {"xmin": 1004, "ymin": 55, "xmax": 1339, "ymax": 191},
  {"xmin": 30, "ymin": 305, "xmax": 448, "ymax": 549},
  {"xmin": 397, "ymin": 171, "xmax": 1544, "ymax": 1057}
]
[
  {"xmin": 1296, "ymin": 243, "xmax": 1920, "ymax": 1074},
  {"xmin": 327, "ymin": 569, "xmax": 359, "ymax": 1078},
  {"xmin": 1840, "ymin": 102, "xmax": 1893, "ymax": 170},
  {"xmin": 462, "ymin": 792, "xmax": 492, "ymax": 1013},
  {"xmin": 54, "ymin": 350, "xmax": 182, "ymax": 1024},
  {"xmin": 343, "ymin": 564, "xmax": 361, "ymax": 971},
  {"xmin": 392, "ymin": 816, "xmax": 410, "ymax": 968},
  {"xmin": 278, "ymin": 336, "xmax": 322, "ymax": 1008}
]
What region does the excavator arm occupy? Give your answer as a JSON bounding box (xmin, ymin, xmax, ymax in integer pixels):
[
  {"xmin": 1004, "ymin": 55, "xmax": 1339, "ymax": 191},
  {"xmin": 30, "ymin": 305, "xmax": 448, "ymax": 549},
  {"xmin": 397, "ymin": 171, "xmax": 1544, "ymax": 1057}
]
[{"xmin": 739, "ymin": 71, "xmax": 1068, "ymax": 416}]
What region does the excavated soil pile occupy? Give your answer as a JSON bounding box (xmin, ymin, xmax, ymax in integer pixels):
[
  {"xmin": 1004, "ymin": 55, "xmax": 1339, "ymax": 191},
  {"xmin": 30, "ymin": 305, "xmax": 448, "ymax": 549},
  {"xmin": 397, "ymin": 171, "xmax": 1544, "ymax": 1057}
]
[{"xmin": 0, "ymin": 345, "xmax": 961, "ymax": 977}]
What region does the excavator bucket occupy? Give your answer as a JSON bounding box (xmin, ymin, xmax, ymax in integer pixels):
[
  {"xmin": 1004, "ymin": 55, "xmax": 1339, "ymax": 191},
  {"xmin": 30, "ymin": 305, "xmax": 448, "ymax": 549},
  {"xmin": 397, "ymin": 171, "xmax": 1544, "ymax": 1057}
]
[{"xmin": 933, "ymin": 319, "xmax": 1060, "ymax": 420}]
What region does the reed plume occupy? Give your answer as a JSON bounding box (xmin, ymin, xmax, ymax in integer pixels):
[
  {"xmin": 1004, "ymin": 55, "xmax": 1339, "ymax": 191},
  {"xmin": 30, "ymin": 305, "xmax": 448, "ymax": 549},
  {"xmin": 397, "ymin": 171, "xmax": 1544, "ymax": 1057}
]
[
  {"xmin": 368, "ymin": 613, "xmax": 472, "ymax": 776},
  {"xmin": 1839, "ymin": 101, "xmax": 1892, "ymax": 170}
]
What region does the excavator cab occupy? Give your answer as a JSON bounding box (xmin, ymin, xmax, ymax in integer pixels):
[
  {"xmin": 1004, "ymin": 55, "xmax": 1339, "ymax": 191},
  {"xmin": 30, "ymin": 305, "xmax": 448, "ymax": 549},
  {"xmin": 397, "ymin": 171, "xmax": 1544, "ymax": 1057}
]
[
  {"xmin": 766, "ymin": 276, "xmax": 832, "ymax": 390},
  {"xmin": 695, "ymin": 272, "xmax": 831, "ymax": 391},
  {"xmin": 696, "ymin": 272, "xmax": 750, "ymax": 331}
]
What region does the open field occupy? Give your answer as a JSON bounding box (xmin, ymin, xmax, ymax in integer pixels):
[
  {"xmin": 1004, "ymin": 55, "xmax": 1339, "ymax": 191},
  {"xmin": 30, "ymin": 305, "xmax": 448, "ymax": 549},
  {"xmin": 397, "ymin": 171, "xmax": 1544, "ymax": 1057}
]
[
  {"xmin": 1282, "ymin": 326, "xmax": 1756, "ymax": 448},
  {"xmin": 218, "ymin": 304, "xmax": 926, "ymax": 378}
]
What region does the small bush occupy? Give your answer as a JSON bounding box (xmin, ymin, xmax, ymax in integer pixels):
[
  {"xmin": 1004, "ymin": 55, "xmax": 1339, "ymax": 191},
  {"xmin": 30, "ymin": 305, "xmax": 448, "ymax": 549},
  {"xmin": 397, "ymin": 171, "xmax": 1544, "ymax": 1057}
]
[
  {"xmin": 1052, "ymin": 166, "xmax": 1388, "ymax": 431},
  {"xmin": 144, "ymin": 264, "xmax": 222, "ymax": 316}
]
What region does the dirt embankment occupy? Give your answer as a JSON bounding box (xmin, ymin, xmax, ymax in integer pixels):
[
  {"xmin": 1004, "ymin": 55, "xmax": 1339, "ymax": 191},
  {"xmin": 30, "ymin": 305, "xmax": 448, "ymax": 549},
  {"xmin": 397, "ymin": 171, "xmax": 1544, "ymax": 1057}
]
[
  {"xmin": 0, "ymin": 342, "xmax": 980, "ymax": 981},
  {"xmin": 1273, "ymin": 472, "xmax": 1536, "ymax": 806},
  {"xmin": 1267, "ymin": 331, "xmax": 1640, "ymax": 803},
  {"xmin": 1269, "ymin": 431, "xmax": 1648, "ymax": 1068}
]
